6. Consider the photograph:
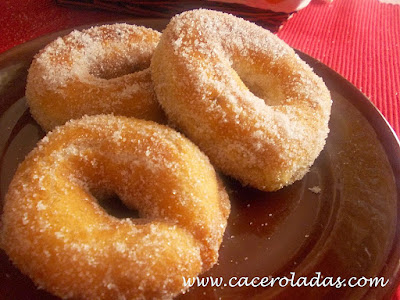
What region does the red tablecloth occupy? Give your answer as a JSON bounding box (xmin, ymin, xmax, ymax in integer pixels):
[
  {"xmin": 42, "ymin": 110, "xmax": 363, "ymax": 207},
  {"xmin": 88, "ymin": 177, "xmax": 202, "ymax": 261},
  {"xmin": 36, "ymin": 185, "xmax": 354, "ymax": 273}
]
[{"xmin": 1, "ymin": 0, "xmax": 399, "ymax": 298}]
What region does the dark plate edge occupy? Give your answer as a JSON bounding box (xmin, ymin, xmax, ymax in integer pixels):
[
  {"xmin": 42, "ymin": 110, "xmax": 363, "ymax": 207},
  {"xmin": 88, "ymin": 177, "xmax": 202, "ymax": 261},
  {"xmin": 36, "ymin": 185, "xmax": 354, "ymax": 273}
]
[{"xmin": 298, "ymin": 51, "xmax": 400, "ymax": 299}]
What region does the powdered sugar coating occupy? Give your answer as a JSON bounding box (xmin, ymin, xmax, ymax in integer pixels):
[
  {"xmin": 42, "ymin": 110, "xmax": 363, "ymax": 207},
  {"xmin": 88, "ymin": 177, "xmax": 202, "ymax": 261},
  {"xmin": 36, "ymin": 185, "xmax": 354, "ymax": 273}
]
[
  {"xmin": 151, "ymin": 9, "xmax": 332, "ymax": 191},
  {"xmin": 26, "ymin": 24, "xmax": 165, "ymax": 131},
  {"xmin": 0, "ymin": 115, "xmax": 230, "ymax": 299}
]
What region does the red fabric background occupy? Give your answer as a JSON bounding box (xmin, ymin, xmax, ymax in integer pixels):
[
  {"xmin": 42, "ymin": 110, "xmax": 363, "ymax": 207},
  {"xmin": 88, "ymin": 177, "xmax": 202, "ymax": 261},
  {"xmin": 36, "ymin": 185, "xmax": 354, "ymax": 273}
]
[{"xmin": 0, "ymin": 0, "xmax": 399, "ymax": 298}]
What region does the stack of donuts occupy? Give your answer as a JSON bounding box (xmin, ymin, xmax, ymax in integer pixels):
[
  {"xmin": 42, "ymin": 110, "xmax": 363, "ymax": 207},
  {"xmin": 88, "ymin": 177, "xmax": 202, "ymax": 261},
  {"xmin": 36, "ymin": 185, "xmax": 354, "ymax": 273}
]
[{"xmin": 0, "ymin": 9, "xmax": 331, "ymax": 300}]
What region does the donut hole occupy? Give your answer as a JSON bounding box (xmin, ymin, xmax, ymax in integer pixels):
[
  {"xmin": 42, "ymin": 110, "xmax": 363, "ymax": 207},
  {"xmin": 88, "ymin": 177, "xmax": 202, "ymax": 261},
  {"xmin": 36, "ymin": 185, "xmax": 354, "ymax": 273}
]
[
  {"xmin": 91, "ymin": 188, "xmax": 140, "ymax": 219},
  {"xmin": 90, "ymin": 58, "xmax": 150, "ymax": 80},
  {"xmin": 232, "ymin": 61, "xmax": 285, "ymax": 106}
]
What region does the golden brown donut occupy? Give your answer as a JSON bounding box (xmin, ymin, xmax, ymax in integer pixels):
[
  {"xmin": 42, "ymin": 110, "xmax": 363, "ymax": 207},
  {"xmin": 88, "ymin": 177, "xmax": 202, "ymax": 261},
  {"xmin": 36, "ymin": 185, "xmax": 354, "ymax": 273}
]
[
  {"xmin": 26, "ymin": 24, "xmax": 165, "ymax": 131},
  {"xmin": 0, "ymin": 115, "xmax": 230, "ymax": 299},
  {"xmin": 151, "ymin": 9, "xmax": 332, "ymax": 191}
]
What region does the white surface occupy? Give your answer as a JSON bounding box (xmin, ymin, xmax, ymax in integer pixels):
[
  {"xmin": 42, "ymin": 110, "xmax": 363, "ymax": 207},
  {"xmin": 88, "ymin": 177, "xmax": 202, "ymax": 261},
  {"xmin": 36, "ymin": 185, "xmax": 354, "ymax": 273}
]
[
  {"xmin": 379, "ymin": 0, "xmax": 400, "ymax": 4},
  {"xmin": 209, "ymin": 0, "xmax": 312, "ymax": 13}
]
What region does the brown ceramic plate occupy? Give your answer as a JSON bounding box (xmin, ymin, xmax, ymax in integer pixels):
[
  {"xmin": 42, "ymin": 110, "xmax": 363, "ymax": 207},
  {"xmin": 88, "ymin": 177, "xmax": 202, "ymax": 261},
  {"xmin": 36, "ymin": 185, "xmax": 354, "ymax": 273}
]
[{"xmin": 0, "ymin": 19, "xmax": 400, "ymax": 300}]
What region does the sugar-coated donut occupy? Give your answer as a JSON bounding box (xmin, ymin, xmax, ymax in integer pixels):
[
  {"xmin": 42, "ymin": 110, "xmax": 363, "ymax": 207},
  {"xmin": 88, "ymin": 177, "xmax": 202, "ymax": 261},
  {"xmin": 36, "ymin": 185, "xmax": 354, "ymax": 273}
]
[
  {"xmin": 0, "ymin": 115, "xmax": 230, "ymax": 299},
  {"xmin": 26, "ymin": 24, "xmax": 165, "ymax": 131},
  {"xmin": 151, "ymin": 9, "xmax": 332, "ymax": 191}
]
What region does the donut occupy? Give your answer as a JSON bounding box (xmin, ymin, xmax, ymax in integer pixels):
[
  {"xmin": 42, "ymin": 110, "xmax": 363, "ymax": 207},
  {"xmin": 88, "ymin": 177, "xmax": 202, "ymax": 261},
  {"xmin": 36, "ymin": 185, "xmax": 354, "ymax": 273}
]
[
  {"xmin": 151, "ymin": 9, "xmax": 332, "ymax": 191},
  {"xmin": 0, "ymin": 115, "xmax": 230, "ymax": 299},
  {"xmin": 26, "ymin": 24, "xmax": 165, "ymax": 131}
]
